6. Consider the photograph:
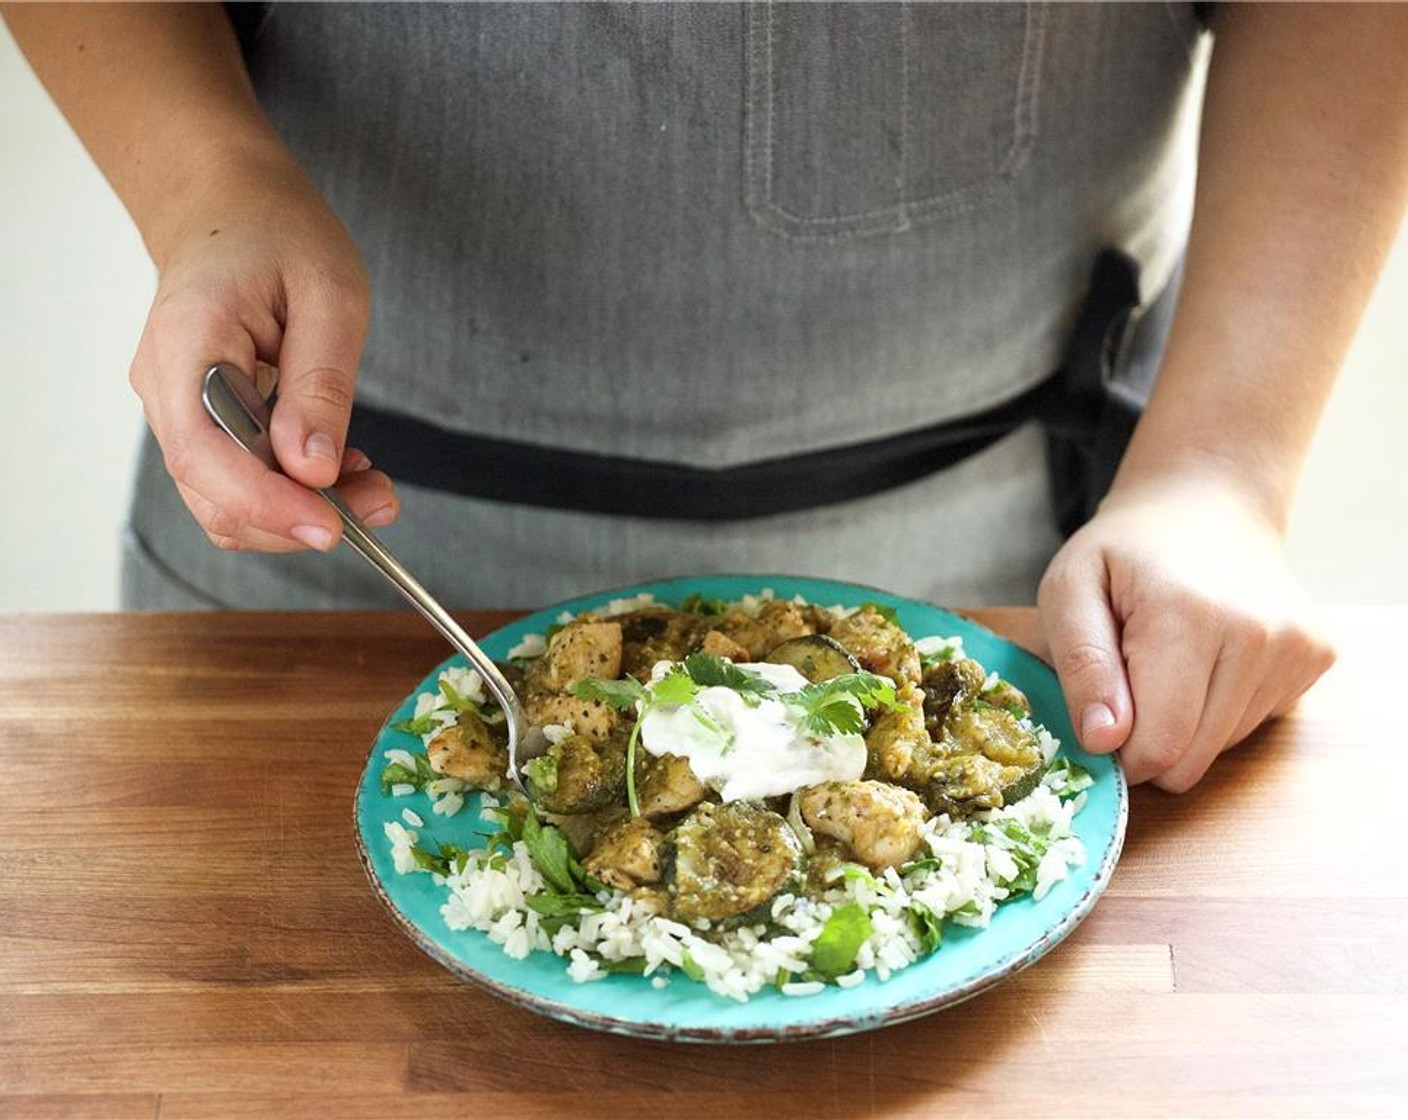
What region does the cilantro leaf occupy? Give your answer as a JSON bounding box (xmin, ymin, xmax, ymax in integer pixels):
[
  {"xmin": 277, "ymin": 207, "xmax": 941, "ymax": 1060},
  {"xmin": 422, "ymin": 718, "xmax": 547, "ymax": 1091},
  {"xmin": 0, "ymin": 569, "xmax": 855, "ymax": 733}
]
[
  {"xmin": 438, "ymin": 678, "xmax": 479, "ymax": 714},
  {"xmin": 680, "ymin": 594, "xmax": 729, "ymax": 617},
  {"xmin": 789, "ymin": 672, "xmax": 900, "ymax": 736},
  {"xmin": 479, "ymin": 799, "xmax": 529, "ymax": 850},
  {"xmin": 409, "ymin": 839, "xmax": 463, "ymax": 877},
  {"xmin": 595, "ymin": 956, "xmax": 649, "ymax": 975},
  {"xmin": 918, "ymin": 645, "xmax": 958, "ymax": 672},
  {"xmin": 995, "ymin": 819, "xmax": 1047, "ymax": 893},
  {"xmin": 908, "ymin": 900, "xmax": 944, "ymax": 956},
  {"xmin": 650, "ymin": 666, "xmax": 699, "ymax": 707},
  {"xmin": 520, "ymin": 804, "xmax": 578, "ymax": 894},
  {"xmin": 380, "ymin": 762, "xmax": 419, "ymax": 791},
  {"xmin": 808, "ymin": 902, "xmax": 873, "ymax": 980},
  {"xmin": 380, "ymin": 752, "xmax": 437, "ymax": 793},
  {"xmin": 681, "ymin": 653, "xmax": 776, "ymax": 698},
  {"xmin": 568, "ymin": 676, "xmax": 649, "ymax": 712},
  {"xmin": 1046, "ymin": 756, "xmax": 1095, "ymax": 799},
  {"xmin": 679, "ymin": 949, "xmax": 706, "ymax": 982},
  {"xmin": 525, "ymin": 889, "xmax": 604, "ymax": 935},
  {"xmin": 524, "ymin": 891, "xmax": 602, "ymax": 918},
  {"xmin": 391, "ymin": 712, "xmax": 442, "ymax": 737}
]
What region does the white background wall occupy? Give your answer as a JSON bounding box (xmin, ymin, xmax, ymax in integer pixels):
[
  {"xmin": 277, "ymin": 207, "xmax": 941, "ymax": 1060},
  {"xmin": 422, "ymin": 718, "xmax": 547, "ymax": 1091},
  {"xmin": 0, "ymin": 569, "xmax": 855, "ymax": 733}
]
[{"xmin": 2, "ymin": 24, "xmax": 1405, "ymax": 611}]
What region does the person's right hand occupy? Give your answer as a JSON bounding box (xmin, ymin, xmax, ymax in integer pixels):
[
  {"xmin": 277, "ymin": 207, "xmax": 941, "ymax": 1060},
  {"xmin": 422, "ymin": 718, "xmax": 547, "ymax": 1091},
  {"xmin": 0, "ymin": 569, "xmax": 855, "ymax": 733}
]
[{"xmin": 129, "ymin": 155, "xmax": 398, "ymax": 552}]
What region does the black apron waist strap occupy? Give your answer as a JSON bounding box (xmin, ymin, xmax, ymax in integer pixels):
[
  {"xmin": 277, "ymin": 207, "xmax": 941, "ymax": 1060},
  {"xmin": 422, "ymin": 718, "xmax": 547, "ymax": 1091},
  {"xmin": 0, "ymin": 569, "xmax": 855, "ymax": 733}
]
[{"xmin": 347, "ymin": 375, "xmax": 1061, "ymax": 522}]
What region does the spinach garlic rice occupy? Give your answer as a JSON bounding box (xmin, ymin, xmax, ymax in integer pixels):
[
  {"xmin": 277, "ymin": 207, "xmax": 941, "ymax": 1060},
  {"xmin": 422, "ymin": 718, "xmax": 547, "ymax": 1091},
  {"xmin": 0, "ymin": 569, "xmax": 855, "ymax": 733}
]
[{"xmin": 381, "ymin": 591, "xmax": 1092, "ymax": 1002}]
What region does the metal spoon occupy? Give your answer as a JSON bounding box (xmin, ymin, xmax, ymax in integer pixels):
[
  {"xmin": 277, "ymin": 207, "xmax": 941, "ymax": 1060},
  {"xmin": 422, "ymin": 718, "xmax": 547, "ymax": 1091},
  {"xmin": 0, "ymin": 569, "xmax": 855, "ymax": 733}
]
[{"xmin": 201, "ymin": 362, "xmax": 547, "ymax": 786}]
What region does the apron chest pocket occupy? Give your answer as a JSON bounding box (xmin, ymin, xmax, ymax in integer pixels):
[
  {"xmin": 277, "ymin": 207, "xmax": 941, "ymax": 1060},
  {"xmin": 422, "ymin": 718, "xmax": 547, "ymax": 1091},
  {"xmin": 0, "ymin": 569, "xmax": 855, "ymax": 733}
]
[{"xmin": 744, "ymin": 1, "xmax": 1047, "ymax": 240}]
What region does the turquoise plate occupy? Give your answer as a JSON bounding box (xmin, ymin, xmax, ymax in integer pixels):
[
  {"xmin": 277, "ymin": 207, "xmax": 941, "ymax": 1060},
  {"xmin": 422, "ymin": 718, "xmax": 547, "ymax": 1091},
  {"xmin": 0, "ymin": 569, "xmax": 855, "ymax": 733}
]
[{"xmin": 354, "ymin": 575, "xmax": 1127, "ymax": 1042}]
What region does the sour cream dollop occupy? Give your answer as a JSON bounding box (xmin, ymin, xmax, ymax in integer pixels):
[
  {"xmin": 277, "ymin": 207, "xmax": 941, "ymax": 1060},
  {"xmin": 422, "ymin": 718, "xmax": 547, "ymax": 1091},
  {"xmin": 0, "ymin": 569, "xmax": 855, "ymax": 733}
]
[{"xmin": 637, "ymin": 661, "xmax": 867, "ymax": 802}]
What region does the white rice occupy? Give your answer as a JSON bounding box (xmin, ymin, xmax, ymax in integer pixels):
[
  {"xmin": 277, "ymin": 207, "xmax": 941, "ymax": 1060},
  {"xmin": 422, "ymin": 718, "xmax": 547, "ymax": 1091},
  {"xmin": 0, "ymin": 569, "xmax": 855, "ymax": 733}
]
[{"xmin": 387, "ymin": 777, "xmax": 1087, "ymax": 1003}]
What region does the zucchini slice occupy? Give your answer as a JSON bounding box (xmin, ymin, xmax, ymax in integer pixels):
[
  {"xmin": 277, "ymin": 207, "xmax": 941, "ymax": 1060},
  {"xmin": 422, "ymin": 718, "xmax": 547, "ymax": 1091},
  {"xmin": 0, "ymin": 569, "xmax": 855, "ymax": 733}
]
[
  {"xmin": 665, "ymin": 801, "xmax": 803, "ymax": 926},
  {"xmin": 764, "ymin": 634, "xmax": 861, "ymax": 684}
]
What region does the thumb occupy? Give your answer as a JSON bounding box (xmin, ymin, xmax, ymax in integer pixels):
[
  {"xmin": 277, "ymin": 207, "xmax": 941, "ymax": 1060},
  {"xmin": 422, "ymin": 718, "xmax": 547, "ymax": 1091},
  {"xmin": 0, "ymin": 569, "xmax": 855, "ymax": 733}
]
[
  {"xmin": 268, "ymin": 270, "xmax": 369, "ymax": 489},
  {"xmin": 1037, "ymin": 553, "xmax": 1134, "ymax": 755}
]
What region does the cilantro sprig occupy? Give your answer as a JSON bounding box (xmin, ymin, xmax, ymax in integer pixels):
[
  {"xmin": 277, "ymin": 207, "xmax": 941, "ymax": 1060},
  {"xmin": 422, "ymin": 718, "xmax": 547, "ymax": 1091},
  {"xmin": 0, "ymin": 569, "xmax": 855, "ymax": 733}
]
[
  {"xmin": 680, "ymin": 593, "xmax": 729, "ymax": 617},
  {"xmin": 409, "ymin": 839, "xmax": 471, "ymax": 877},
  {"xmin": 788, "ymin": 672, "xmax": 902, "ymax": 736}
]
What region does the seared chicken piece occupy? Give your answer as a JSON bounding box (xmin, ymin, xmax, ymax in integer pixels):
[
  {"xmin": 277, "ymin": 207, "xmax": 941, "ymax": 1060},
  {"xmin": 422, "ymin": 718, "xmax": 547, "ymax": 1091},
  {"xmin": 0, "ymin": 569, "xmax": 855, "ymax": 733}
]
[
  {"xmin": 829, "ymin": 606, "xmax": 921, "ymax": 685},
  {"xmin": 584, "ymin": 816, "xmax": 666, "ymax": 891},
  {"xmin": 635, "ymin": 752, "xmax": 708, "ymax": 819},
  {"xmin": 525, "ymin": 692, "xmax": 618, "ymax": 742},
  {"xmin": 797, "ymin": 780, "xmax": 928, "ymax": 870},
  {"xmin": 527, "ymin": 619, "xmax": 623, "ymax": 694},
  {"xmin": 864, "ymin": 683, "xmax": 930, "ymax": 782},
  {"xmin": 699, "ymin": 629, "xmax": 751, "ymax": 663},
  {"xmin": 426, "ymin": 711, "xmax": 508, "ymax": 790},
  {"xmin": 716, "ymin": 600, "xmax": 815, "ymax": 660}
]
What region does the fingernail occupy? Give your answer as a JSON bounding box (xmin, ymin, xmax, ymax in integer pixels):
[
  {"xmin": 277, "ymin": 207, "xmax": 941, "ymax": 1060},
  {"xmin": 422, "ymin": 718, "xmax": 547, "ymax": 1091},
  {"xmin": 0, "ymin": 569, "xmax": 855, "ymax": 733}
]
[
  {"xmin": 304, "ymin": 432, "xmax": 337, "ymax": 463},
  {"xmin": 1081, "ymin": 702, "xmax": 1116, "ymax": 742},
  {"xmin": 344, "ymin": 448, "xmax": 373, "ymax": 472},
  {"xmin": 290, "ymin": 524, "xmax": 335, "ymax": 551},
  {"xmin": 364, "ymin": 503, "xmax": 397, "ymax": 527}
]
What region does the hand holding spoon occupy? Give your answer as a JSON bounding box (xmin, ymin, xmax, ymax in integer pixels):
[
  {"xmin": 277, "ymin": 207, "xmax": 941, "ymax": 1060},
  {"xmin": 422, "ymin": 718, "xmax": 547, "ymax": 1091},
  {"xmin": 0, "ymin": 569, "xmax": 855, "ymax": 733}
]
[{"xmin": 201, "ymin": 363, "xmax": 547, "ymax": 786}]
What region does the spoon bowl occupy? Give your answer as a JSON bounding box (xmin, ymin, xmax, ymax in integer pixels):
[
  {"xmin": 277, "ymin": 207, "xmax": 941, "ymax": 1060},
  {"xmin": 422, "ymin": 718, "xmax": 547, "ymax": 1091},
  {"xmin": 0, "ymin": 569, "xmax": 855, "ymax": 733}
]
[{"xmin": 201, "ymin": 363, "xmax": 548, "ymax": 785}]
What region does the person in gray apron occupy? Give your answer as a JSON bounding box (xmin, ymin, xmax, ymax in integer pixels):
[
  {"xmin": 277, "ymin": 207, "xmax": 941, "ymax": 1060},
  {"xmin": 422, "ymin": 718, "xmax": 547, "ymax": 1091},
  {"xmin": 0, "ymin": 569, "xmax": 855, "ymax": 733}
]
[
  {"xmin": 11, "ymin": 3, "xmax": 1406, "ymax": 792},
  {"xmin": 116, "ymin": 2, "xmax": 1201, "ymax": 610}
]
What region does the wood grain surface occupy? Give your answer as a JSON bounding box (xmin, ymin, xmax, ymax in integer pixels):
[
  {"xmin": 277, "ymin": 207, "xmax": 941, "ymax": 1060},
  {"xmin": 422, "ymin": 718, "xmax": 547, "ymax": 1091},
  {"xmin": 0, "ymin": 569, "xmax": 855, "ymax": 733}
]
[{"xmin": 1, "ymin": 608, "xmax": 1404, "ymax": 1119}]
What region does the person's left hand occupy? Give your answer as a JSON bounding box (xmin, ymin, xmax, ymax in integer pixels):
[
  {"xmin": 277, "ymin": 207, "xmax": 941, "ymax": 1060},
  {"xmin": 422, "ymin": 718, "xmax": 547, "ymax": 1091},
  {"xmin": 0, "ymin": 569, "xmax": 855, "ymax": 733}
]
[{"xmin": 1036, "ymin": 473, "xmax": 1336, "ymax": 792}]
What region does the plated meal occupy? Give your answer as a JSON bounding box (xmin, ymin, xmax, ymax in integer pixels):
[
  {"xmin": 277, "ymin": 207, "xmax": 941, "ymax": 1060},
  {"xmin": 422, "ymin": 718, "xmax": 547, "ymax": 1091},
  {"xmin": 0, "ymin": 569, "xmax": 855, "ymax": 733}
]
[{"xmin": 355, "ymin": 577, "xmax": 1125, "ymax": 1036}]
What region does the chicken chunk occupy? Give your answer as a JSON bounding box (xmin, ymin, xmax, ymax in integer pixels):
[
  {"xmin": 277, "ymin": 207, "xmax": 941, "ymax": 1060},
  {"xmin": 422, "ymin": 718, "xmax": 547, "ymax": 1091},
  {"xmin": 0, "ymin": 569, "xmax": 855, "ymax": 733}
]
[
  {"xmin": 699, "ymin": 629, "xmax": 751, "ymax": 663},
  {"xmin": 716, "ymin": 600, "xmax": 815, "ymax": 660},
  {"xmin": 635, "ymin": 752, "xmax": 708, "ymax": 819},
  {"xmin": 829, "ymin": 606, "xmax": 921, "ymax": 685},
  {"xmin": 525, "ymin": 692, "xmax": 618, "ymax": 742},
  {"xmin": 864, "ymin": 683, "xmax": 930, "ymax": 782},
  {"xmin": 527, "ymin": 619, "xmax": 623, "ymax": 694},
  {"xmin": 425, "ymin": 711, "xmax": 508, "ymax": 790},
  {"xmin": 797, "ymin": 780, "xmax": 928, "ymax": 870},
  {"xmin": 584, "ymin": 816, "xmax": 666, "ymax": 891}
]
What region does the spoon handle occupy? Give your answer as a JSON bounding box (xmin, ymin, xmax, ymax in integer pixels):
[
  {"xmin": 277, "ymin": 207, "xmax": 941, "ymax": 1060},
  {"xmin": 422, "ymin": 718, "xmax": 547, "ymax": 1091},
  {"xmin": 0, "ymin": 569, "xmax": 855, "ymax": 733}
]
[{"xmin": 317, "ymin": 486, "xmax": 508, "ymax": 690}]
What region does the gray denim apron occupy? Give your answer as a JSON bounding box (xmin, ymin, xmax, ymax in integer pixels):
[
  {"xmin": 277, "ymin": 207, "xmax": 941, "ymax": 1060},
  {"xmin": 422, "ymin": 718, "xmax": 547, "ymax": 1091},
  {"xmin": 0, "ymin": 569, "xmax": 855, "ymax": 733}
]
[{"xmin": 123, "ymin": 1, "xmax": 1207, "ymax": 610}]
